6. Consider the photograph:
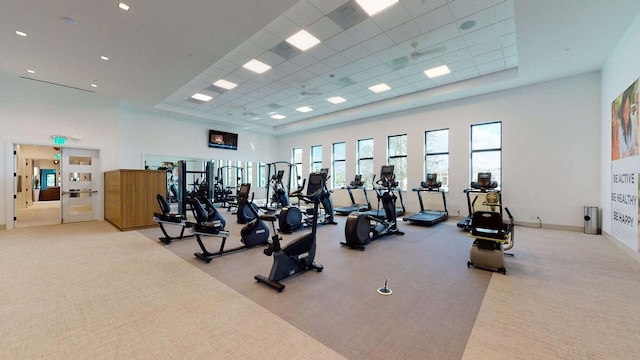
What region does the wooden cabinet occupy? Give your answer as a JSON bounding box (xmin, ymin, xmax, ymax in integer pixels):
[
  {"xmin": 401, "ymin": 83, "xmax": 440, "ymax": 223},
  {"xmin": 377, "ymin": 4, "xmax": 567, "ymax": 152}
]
[{"xmin": 104, "ymin": 169, "xmax": 166, "ymax": 230}]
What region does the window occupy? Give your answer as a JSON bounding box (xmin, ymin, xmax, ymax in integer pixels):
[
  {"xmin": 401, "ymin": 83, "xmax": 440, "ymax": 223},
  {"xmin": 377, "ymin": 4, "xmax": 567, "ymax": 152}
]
[
  {"xmin": 258, "ymin": 163, "xmax": 267, "ymax": 188},
  {"xmin": 471, "ymin": 121, "xmax": 502, "ymax": 186},
  {"xmin": 246, "ymin": 162, "xmax": 253, "ymax": 185},
  {"xmin": 310, "ymin": 145, "xmax": 322, "ymax": 172},
  {"xmin": 292, "ymin": 148, "xmax": 302, "ymax": 180},
  {"xmin": 357, "ymin": 138, "xmax": 374, "ymax": 187},
  {"xmin": 332, "ymin": 142, "xmax": 346, "ymax": 189},
  {"xmin": 425, "ymin": 129, "xmax": 449, "ymax": 191},
  {"xmin": 387, "ymin": 134, "xmax": 407, "ymax": 190}
]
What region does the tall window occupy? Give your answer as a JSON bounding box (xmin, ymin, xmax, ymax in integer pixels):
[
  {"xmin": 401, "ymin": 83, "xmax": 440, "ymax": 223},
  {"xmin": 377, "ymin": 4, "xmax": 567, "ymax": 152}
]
[
  {"xmin": 387, "ymin": 134, "xmax": 407, "ymax": 190},
  {"xmin": 246, "ymin": 162, "xmax": 253, "ymax": 185},
  {"xmin": 258, "ymin": 163, "xmax": 267, "ymax": 188},
  {"xmin": 310, "ymin": 145, "xmax": 322, "ymax": 172},
  {"xmin": 425, "ymin": 129, "xmax": 449, "ymax": 191},
  {"xmin": 357, "ymin": 138, "xmax": 374, "ymax": 187},
  {"xmin": 292, "ymin": 148, "xmax": 302, "ymax": 180},
  {"xmin": 471, "ymin": 121, "xmax": 502, "ymax": 186},
  {"xmin": 332, "ymin": 142, "xmax": 346, "ymax": 189}
]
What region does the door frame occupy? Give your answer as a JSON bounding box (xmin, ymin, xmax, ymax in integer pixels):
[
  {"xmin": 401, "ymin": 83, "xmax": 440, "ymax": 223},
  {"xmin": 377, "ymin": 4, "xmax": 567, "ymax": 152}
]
[{"xmin": 5, "ymin": 142, "xmax": 103, "ymax": 230}]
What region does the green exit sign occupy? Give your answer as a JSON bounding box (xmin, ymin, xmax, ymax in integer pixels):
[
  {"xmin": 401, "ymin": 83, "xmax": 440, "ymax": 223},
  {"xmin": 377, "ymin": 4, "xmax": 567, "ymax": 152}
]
[{"xmin": 52, "ymin": 137, "xmax": 66, "ymax": 145}]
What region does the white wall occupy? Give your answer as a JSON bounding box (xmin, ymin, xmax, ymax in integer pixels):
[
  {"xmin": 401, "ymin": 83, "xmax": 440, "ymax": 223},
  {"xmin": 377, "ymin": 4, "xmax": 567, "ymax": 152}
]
[
  {"xmin": 600, "ymin": 14, "xmax": 640, "ymax": 250},
  {"xmin": 276, "ymin": 72, "xmax": 602, "ymax": 229},
  {"xmin": 0, "ymin": 75, "xmax": 120, "ymax": 227},
  {"xmin": 0, "ymin": 76, "xmax": 280, "ymax": 228},
  {"xmin": 117, "ymin": 104, "xmax": 278, "ymax": 170}
]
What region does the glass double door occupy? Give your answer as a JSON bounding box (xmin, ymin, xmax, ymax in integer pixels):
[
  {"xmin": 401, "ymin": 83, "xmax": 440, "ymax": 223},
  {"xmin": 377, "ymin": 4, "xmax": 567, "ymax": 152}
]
[{"xmin": 60, "ymin": 148, "xmax": 100, "ymax": 223}]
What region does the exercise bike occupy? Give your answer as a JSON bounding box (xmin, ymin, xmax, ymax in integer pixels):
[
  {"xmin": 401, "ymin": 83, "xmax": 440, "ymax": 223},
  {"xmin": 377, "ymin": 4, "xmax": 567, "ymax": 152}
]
[
  {"xmin": 341, "ymin": 165, "xmax": 404, "ymax": 250},
  {"xmin": 255, "ymin": 171, "xmax": 326, "ymax": 292}
]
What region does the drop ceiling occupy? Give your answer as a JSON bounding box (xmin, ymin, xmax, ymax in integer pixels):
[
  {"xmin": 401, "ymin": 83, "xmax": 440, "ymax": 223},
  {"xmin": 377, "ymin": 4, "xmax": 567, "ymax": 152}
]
[{"xmin": 1, "ymin": 0, "xmax": 639, "ymax": 135}]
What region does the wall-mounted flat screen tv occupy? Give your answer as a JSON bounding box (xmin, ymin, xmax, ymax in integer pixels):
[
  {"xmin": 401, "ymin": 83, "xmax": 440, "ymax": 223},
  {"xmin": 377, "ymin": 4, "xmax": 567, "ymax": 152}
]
[{"xmin": 208, "ymin": 129, "xmax": 238, "ymax": 150}]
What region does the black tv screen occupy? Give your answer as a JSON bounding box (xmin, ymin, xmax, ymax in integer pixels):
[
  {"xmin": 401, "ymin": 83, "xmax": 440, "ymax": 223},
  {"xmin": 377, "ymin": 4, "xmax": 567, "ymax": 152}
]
[{"xmin": 208, "ymin": 130, "xmax": 238, "ymax": 150}]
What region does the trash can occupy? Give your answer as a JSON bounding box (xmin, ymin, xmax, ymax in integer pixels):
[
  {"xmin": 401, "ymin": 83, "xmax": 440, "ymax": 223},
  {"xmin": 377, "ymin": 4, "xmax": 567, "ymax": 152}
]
[{"xmin": 584, "ymin": 206, "xmax": 599, "ymax": 235}]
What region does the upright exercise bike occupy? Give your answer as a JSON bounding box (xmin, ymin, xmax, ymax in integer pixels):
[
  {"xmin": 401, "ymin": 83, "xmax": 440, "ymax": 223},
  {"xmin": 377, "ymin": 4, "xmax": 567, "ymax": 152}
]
[
  {"xmin": 341, "ymin": 165, "xmax": 404, "ymax": 250},
  {"xmin": 255, "ymin": 171, "xmax": 326, "ymax": 292}
]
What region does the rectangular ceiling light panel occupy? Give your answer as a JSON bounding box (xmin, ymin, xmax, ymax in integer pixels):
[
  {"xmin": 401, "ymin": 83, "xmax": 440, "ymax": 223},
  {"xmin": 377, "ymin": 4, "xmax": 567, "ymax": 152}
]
[
  {"xmin": 243, "ymin": 59, "xmax": 272, "ymax": 74},
  {"xmin": 213, "ymin": 79, "xmax": 238, "ymax": 90},
  {"xmin": 368, "ymin": 83, "xmax": 391, "ymax": 93},
  {"xmin": 191, "ymin": 93, "xmax": 213, "ymax": 102},
  {"xmin": 424, "ymin": 65, "xmax": 451, "ymax": 78},
  {"xmin": 286, "ymin": 30, "xmax": 321, "ymax": 51},
  {"xmin": 355, "ymin": 0, "xmax": 399, "ymax": 16},
  {"xmin": 327, "ymin": 96, "xmax": 347, "ymax": 104}
]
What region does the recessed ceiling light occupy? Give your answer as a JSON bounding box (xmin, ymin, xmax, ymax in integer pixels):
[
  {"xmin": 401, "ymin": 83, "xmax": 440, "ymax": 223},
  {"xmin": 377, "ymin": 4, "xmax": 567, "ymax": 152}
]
[
  {"xmin": 327, "ymin": 96, "xmax": 346, "ymax": 104},
  {"xmin": 271, "ymin": 114, "xmax": 286, "ymax": 120},
  {"xmin": 355, "ymin": 0, "xmax": 399, "ymax": 16},
  {"xmin": 369, "ymin": 83, "xmax": 391, "ymax": 93},
  {"xmin": 15, "ymin": 31, "xmax": 27, "ymax": 37},
  {"xmin": 90, "ymin": 83, "xmax": 98, "ymax": 88},
  {"xmin": 214, "ymin": 79, "xmax": 238, "ymax": 90},
  {"xmin": 286, "ymin": 30, "xmax": 321, "ymax": 51},
  {"xmin": 243, "ymin": 59, "xmax": 271, "ymax": 74},
  {"xmin": 424, "ymin": 65, "xmax": 451, "ymax": 78},
  {"xmin": 460, "ymin": 20, "xmax": 476, "ymax": 30},
  {"xmin": 26, "ymin": 69, "xmax": 35, "ymax": 74},
  {"xmin": 191, "ymin": 93, "xmax": 213, "ymax": 102},
  {"xmin": 100, "ymin": 56, "xmax": 109, "ymax": 61},
  {"xmin": 296, "ymin": 106, "xmax": 313, "ymax": 113},
  {"xmin": 118, "ymin": 2, "xmax": 130, "ymax": 11}
]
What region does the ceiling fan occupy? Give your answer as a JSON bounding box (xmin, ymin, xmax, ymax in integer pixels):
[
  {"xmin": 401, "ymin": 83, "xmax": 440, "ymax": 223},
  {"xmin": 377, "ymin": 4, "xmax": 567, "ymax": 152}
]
[
  {"xmin": 299, "ymin": 84, "xmax": 323, "ymax": 97},
  {"xmin": 409, "ymin": 42, "xmax": 447, "ymax": 61}
]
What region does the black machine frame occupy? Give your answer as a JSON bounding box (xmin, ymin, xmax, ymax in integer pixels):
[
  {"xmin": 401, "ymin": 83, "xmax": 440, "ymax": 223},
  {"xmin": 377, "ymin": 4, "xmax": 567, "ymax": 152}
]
[{"xmin": 403, "ymin": 173, "xmax": 448, "ymax": 226}]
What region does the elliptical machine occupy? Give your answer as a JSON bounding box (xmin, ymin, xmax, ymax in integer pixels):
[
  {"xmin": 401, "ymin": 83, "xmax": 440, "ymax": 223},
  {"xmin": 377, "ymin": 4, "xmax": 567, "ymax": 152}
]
[
  {"xmin": 341, "ymin": 165, "xmax": 404, "ymax": 250},
  {"xmin": 255, "ymin": 171, "xmax": 326, "ymax": 292},
  {"xmin": 278, "ymin": 168, "xmax": 336, "ymax": 233}
]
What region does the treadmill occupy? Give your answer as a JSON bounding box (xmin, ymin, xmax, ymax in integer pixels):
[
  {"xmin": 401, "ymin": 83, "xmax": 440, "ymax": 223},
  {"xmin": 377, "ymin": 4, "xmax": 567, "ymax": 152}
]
[
  {"xmin": 403, "ymin": 173, "xmax": 448, "ymax": 226},
  {"xmin": 334, "ymin": 175, "xmax": 371, "ymax": 216}
]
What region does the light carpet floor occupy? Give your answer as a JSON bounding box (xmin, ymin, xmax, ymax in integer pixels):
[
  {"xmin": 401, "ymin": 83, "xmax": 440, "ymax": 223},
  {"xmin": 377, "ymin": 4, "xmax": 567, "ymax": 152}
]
[{"xmin": 0, "ymin": 221, "xmax": 344, "ymax": 359}]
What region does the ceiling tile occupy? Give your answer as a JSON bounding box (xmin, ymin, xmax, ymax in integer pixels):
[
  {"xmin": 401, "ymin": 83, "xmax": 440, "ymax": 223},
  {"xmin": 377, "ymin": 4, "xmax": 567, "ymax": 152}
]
[
  {"xmin": 500, "ymin": 32, "xmax": 517, "ymax": 47},
  {"xmin": 264, "ymin": 15, "xmax": 299, "ymax": 39},
  {"xmin": 473, "ymin": 49, "xmax": 503, "ymax": 64},
  {"xmin": 418, "ymin": 23, "xmax": 461, "ymax": 47},
  {"xmin": 498, "ymin": 18, "xmax": 516, "ymax": 35},
  {"xmin": 386, "ymin": 20, "xmax": 422, "ymax": 44},
  {"xmin": 463, "ymin": 24, "xmax": 500, "ymax": 46},
  {"xmin": 306, "ymin": 43, "xmax": 338, "ymax": 61},
  {"xmin": 325, "ymin": 31, "xmax": 359, "ymax": 52},
  {"xmin": 468, "ymin": 39, "xmax": 501, "ymax": 56},
  {"xmin": 257, "ymin": 51, "xmax": 287, "ymax": 67},
  {"xmin": 502, "ymin": 44, "xmax": 517, "ymax": 58},
  {"xmin": 322, "ymin": 52, "xmax": 352, "ymax": 69},
  {"xmin": 441, "ymin": 48, "xmax": 472, "ymax": 63},
  {"xmin": 306, "ymin": 16, "xmax": 344, "ymax": 41},
  {"xmin": 448, "ymin": 58, "xmax": 475, "ymax": 71},
  {"xmin": 477, "ymin": 59, "xmax": 505, "ymax": 74},
  {"xmin": 345, "ymin": 18, "xmax": 382, "ymax": 43},
  {"xmin": 494, "ymin": 0, "xmax": 515, "ymax": 22},
  {"xmin": 401, "ymin": 0, "xmax": 450, "ymax": 18},
  {"xmin": 283, "ymin": 0, "xmax": 325, "ymax": 28},
  {"xmin": 341, "ymin": 43, "xmax": 370, "ymax": 62},
  {"xmin": 504, "ymin": 55, "xmax": 517, "ymax": 68},
  {"xmin": 414, "ymin": 5, "xmax": 455, "ymax": 34},
  {"xmin": 354, "ymin": 55, "xmax": 383, "ymax": 70},
  {"xmin": 375, "ymin": 45, "xmax": 404, "ymax": 62},
  {"xmin": 448, "ymin": 0, "xmax": 493, "ymax": 20},
  {"xmin": 457, "ymin": 7, "xmax": 496, "ymax": 34},
  {"xmin": 248, "ymin": 30, "xmax": 284, "ymax": 52},
  {"xmin": 306, "ymin": 60, "xmax": 333, "ymax": 75},
  {"xmin": 372, "ymin": 2, "xmax": 413, "ymax": 31},
  {"xmin": 367, "ymin": 63, "xmax": 394, "ymax": 77},
  {"xmin": 361, "ymin": 32, "xmax": 395, "ymax": 53},
  {"xmin": 289, "ymin": 52, "xmax": 319, "ymax": 68}
]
